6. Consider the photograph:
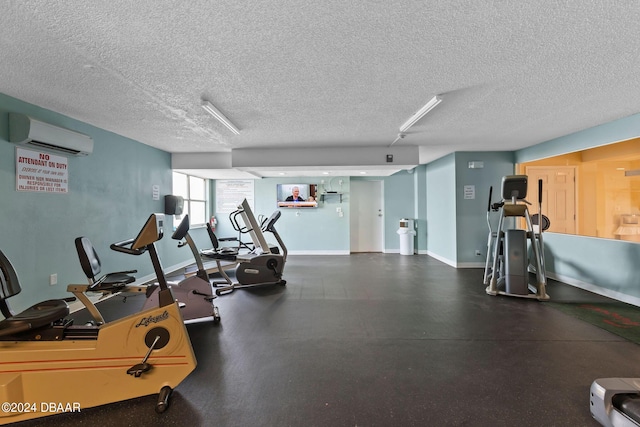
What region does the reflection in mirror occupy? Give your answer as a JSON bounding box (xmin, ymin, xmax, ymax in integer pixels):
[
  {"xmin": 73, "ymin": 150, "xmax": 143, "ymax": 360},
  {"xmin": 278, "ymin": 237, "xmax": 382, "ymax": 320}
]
[{"xmin": 518, "ymin": 137, "xmax": 640, "ymax": 242}]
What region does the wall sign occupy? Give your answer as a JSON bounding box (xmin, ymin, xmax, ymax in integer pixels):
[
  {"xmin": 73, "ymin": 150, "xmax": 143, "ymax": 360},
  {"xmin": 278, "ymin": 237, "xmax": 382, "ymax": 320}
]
[
  {"xmin": 16, "ymin": 147, "xmax": 68, "ymax": 193},
  {"xmin": 215, "ymin": 180, "xmax": 254, "ymax": 213},
  {"xmin": 463, "ymin": 185, "xmax": 475, "ymax": 200}
]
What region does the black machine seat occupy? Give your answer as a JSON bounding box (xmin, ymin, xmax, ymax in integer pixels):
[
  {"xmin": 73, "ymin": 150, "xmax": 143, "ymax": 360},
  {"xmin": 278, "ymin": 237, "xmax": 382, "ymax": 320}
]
[
  {"xmin": 0, "ymin": 249, "xmax": 70, "ymax": 338},
  {"xmin": 0, "ymin": 300, "xmax": 70, "ymax": 338},
  {"xmin": 75, "ymin": 237, "xmax": 136, "ymax": 291},
  {"xmin": 202, "ymin": 223, "xmax": 239, "ymax": 260}
]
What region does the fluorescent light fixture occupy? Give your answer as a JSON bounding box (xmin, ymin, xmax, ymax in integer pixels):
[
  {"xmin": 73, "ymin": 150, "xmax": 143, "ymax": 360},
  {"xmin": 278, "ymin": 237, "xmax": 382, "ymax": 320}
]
[
  {"xmin": 399, "ymin": 95, "xmax": 442, "ymax": 133},
  {"xmin": 389, "ymin": 133, "xmax": 406, "ymax": 147},
  {"xmin": 201, "ymin": 100, "xmax": 240, "ymax": 135}
]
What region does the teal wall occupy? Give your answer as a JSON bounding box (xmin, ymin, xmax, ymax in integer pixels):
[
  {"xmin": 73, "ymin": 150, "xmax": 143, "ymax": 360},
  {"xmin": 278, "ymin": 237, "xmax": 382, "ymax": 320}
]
[
  {"xmin": 514, "ymin": 112, "xmax": 640, "ymax": 302},
  {"xmin": 425, "ymin": 154, "xmax": 457, "ymax": 262},
  {"xmin": 212, "ymin": 173, "xmax": 416, "ymax": 254},
  {"xmin": 0, "ymin": 93, "xmax": 193, "ymax": 314},
  {"xmin": 422, "ymin": 152, "xmax": 514, "ymax": 266},
  {"xmin": 210, "ymin": 177, "xmax": 351, "ymax": 253},
  {"xmin": 255, "ymin": 177, "xmax": 351, "ymax": 253},
  {"xmin": 384, "ymin": 171, "xmax": 416, "ymax": 250},
  {"xmin": 516, "ymin": 113, "xmax": 640, "ymax": 164},
  {"xmin": 353, "ymin": 171, "xmax": 415, "ymax": 251},
  {"xmin": 414, "ymin": 165, "xmax": 428, "ymax": 252},
  {"xmin": 454, "ymin": 152, "xmax": 515, "ymax": 265}
]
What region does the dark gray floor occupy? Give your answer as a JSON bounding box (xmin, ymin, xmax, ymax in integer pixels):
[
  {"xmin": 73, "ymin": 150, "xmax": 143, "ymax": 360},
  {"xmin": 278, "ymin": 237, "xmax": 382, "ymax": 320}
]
[{"xmin": 15, "ymin": 254, "xmax": 640, "ymax": 426}]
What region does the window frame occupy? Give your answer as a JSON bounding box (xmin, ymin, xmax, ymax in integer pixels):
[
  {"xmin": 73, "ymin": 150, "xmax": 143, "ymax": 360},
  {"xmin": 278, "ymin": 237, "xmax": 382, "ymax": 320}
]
[{"xmin": 171, "ymin": 171, "xmax": 209, "ymax": 229}]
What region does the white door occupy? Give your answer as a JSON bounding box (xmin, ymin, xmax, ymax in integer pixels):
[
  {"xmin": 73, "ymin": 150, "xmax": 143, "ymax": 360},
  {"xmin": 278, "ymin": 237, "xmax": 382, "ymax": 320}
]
[
  {"xmin": 350, "ymin": 180, "xmax": 384, "ymax": 252},
  {"xmin": 525, "ymin": 166, "xmax": 576, "ymax": 234}
]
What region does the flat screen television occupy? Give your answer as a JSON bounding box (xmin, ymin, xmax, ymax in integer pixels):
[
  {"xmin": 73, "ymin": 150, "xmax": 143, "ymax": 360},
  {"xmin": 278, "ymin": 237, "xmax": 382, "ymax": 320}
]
[{"xmin": 277, "ymin": 184, "xmax": 318, "ymax": 208}]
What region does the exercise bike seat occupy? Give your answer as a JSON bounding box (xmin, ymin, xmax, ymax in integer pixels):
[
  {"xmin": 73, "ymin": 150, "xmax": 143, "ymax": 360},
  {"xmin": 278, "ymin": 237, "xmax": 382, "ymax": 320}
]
[
  {"xmin": 203, "ymin": 223, "xmax": 239, "ymax": 259},
  {"xmin": 0, "ymin": 299, "xmax": 70, "ymax": 337},
  {"xmin": 75, "ymin": 236, "xmax": 136, "ymax": 291},
  {"xmin": 0, "ymin": 249, "xmax": 70, "ymax": 338}
]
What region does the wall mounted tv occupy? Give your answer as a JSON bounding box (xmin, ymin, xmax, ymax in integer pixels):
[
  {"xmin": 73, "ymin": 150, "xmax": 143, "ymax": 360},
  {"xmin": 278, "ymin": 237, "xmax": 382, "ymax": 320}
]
[{"xmin": 277, "ymin": 184, "xmax": 318, "ymax": 208}]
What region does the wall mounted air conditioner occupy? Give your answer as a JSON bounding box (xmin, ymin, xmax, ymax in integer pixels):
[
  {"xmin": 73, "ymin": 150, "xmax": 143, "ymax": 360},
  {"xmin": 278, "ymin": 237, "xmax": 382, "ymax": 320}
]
[{"xmin": 8, "ymin": 113, "xmax": 93, "ymax": 156}]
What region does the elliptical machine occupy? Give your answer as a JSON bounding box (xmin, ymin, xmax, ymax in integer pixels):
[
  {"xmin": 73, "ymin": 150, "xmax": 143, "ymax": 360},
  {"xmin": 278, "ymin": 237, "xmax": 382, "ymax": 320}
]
[
  {"xmin": 203, "ymin": 199, "xmax": 287, "ymax": 295},
  {"xmin": 484, "ymin": 175, "xmax": 549, "ymax": 300},
  {"xmin": 0, "ymin": 213, "xmax": 196, "ymax": 425}
]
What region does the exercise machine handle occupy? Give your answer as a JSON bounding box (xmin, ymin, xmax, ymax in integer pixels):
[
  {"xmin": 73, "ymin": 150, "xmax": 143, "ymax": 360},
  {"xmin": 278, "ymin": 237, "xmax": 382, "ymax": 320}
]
[
  {"xmin": 229, "ymin": 208, "xmax": 252, "ymax": 234},
  {"xmin": 538, "ymin": 179, "xmax": 543, "ymax": 203},
  {"xmin": 487, "ymin": 186, "xmax": 493, "ymax": 212},
  {"xmin": 110, "ymin": 238, "xmax": 147, "ymax": 256}
]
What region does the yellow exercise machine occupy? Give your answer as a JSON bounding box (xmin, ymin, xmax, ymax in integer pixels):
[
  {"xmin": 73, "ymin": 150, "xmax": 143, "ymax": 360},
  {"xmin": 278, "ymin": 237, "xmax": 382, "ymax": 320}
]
[{"xmin": 0, "ymin": 213, "xmax": 196, "ymax": 425}]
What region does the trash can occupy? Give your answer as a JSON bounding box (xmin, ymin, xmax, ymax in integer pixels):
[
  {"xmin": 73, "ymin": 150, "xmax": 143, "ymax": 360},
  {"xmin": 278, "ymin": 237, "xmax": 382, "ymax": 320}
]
[{"xmin": 397, "ymin": 219, "xmax": 416, "ymax": 255}]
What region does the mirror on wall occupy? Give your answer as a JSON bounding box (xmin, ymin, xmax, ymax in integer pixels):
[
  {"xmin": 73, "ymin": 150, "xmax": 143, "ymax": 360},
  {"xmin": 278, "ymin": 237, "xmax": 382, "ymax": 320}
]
[{"xmin": 518, "ymin": 137, "xmax": 640, "ymax": 242}]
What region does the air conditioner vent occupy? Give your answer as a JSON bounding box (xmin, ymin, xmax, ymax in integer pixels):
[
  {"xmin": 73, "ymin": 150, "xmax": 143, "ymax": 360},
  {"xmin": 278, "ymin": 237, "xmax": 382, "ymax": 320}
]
[{"xmin": 8, "ymin": 113, "xmax": 93, "ymax": 156}]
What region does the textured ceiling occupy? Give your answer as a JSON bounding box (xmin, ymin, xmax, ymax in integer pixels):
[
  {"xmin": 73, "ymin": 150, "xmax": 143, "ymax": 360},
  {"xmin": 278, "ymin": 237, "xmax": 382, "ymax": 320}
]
[{"xmin": 2, "ymin": 1, "xmax": 640, "ymax": 177}]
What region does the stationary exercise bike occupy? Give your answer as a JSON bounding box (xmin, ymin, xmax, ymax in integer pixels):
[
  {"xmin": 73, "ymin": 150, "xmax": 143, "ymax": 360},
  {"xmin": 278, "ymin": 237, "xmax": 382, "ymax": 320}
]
[
  {"xmin": 203, "ymin": 199, "xmax": 287, "ymax": 295},
  {"xmin": 75, "ymin": 214, "xmax": 220, "ymax": 325},
  {"xmin": 0, "ymin": 213, "xmax": 196, "ymax": 425},
  {"xmin": 483, "ymin": 175, "xmax": 549, "ymax": 300},
  {"xmin": 140, "ymin": 214, "xmax": 221, "ymax": 324}
]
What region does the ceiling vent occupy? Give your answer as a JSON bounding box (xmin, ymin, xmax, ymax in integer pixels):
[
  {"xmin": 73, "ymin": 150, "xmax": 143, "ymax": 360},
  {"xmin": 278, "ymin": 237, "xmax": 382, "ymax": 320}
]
[{"xmin": 8, "ymin": 113, "xmax": 93, "ymax": 156}]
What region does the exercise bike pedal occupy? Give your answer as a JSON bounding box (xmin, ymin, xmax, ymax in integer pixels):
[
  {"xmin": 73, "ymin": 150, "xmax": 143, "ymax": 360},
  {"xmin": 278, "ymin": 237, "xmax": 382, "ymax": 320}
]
[
  {"xmin": 127, "ymin": 334, "xmax": 161, "ymax": 377},
  {"xmin": 127, "ymin": 362, "xmax": 152, "ymax": 378},
  {"xmin": 191, "ymin": 289, "xmax": 215, "ymax": 299}
]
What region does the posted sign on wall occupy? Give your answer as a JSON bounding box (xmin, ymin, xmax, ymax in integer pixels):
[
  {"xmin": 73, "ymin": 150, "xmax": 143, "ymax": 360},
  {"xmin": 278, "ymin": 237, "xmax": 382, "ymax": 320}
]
[
  {"xmin": 16, "ymin": 147, "xmax": 68, "ymax": 193},
  {"xmin": 215, "ymin": 180, "xmax": 254, "ymax": 213}
]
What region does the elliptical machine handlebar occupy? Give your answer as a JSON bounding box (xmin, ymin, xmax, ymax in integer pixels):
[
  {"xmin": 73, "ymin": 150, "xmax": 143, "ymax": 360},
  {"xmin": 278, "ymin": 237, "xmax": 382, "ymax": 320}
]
[
  {"xmin": 487, "ymin": 185, "xmax": 508, "ymax": 212},
  {"xmin": 230, "ymin": 208, "xmax": 252, "ymax": 234},
  {"xmin": 538, "ymin": 178, "xmax": 543, "ymax": 204},
  {"xmin": 487, "ymin": 186, "xmax": 493, "ymax": 212}
]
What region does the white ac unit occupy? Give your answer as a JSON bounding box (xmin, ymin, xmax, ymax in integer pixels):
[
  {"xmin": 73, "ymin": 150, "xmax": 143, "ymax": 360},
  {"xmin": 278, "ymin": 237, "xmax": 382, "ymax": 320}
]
[{"xmin": 8, "ymin": 113, "xmax": 94, "ymax": 156}]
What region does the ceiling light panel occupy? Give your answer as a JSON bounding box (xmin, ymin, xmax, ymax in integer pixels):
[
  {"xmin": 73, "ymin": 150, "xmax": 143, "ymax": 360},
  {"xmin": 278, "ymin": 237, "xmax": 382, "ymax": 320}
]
[{"xmin": 399, "ymin": 96, "xmax": 442, "ymax": 133}]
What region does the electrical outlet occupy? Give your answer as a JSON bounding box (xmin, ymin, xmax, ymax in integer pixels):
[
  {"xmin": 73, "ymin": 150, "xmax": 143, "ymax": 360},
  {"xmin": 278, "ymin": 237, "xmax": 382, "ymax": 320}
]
[
  {"xmin": 49, "ymin": 273, "xmax": 57, "ymax": 286},
  {"xmin": 475, "ymin": 250, "xmax": 482, "ymax": 257}
]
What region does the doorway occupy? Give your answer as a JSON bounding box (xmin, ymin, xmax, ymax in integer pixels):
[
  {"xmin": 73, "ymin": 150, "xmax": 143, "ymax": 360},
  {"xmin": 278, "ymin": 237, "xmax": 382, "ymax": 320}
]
[
  {"xmin": 350, "ymin": 180, "xmax": 384, "ymax": 252},
  {"xmin": 525, "ymin": 166, "xmax": 577, "ymax": 234}
]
